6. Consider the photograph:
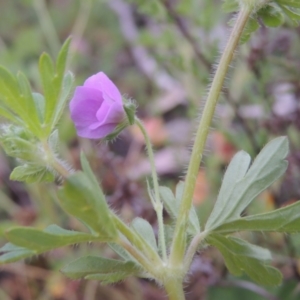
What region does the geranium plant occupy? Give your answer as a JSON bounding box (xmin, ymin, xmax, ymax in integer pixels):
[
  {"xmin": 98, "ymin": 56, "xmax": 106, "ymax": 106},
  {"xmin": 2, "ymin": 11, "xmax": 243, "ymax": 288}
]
[{"xmin": 0, "ymin": 1, "xmax": 300, "ymax": 299}]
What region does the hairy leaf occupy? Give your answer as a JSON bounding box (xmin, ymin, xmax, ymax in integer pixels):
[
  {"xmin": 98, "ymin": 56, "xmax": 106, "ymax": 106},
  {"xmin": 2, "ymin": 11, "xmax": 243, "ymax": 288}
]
[
  {"xmin": 0, "ymin": 243, "xmax": 35, "ymax": 264},
  {"xmin": 205, "ymin": 137, "xmax": 288, "ymax": 231},
  {"xmin": 61, "ymin": 256, "xmax": 140, "ymax": 280},
  {"xmin": 159, "ymin": 182, "xmax": 200, "ymax": 235},
  {"xmin": 5, "ymin": 225, "xmax": 98, "ymax": 252},
  {"xmin": 213, "ymin": 201, "xmax": 300, "ymax": 234},
  {"xmin": 58, "ymin": 171, "xmax": 117, "ymax": 239},
  {"xmin": 132, "ymin": 218, "xmax": 157, "ymax": 251},
  {"xmin": 207, "ymin": 234, "xmax": 282, "ymax": 286}
]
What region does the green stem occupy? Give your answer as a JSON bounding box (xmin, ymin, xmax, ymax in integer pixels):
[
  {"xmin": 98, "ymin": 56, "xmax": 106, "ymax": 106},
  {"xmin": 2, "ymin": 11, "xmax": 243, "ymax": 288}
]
[
  {"xmin": 164, "ymin": 278, "xmax": 185, "ymax": 300},
  {"xmin": 183, "ymin": 231, "xmax": 208, "ymax": 272},
  {"xmin": 118, "ymin": 237, "xmax": 159, "ymax": 277},
  {"xmin": 111, "ymin": 214, "xmax": 162, "ymax": 266},
  {"xmin": 42, "ymin": 141, "xmax": 71, "ymax": 178},
  {"xmin": 135, "ymin": 117, "xmax": 167, "ymax": 262},
  {"xmin": 169, "ymin": 6, "xmax": 252, "ymax": 265}
]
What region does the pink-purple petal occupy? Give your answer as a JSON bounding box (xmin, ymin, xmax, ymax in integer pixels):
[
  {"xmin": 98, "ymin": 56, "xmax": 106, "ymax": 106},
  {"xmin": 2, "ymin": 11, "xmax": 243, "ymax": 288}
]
[
  {"xmin": 83, "ymin": 72, "xmax": 122, "ymax": 104},
  {"xmin": 69, "ymin": 86, "xmax": 104, "ymax": 111},
  {"xmin": 96, "ymin": 102, "xmax": 124, "ymax": 125},
  {"xmin": 70, "ymin": 99, "xmax": 100, "ymax": 128},
  {"xmin": 77, "ymin": 123, "xmax": 117, "ymax": 139},
  {"xmin": 70, "ymin": 72, "xmax": 126, "ymax": 140}
]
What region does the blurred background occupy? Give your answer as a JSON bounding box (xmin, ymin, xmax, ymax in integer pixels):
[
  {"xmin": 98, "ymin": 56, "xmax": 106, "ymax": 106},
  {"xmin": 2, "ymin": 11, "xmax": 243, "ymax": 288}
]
[{"xmin": 0, "ymin": 0, "xmax": 300, "ymax": 299}]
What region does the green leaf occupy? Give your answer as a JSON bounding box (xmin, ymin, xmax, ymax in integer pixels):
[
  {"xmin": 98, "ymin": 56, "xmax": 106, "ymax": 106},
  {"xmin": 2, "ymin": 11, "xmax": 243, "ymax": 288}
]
[
  {"xmin": 205, "ymin": 137, "xmax": 288, "ymax": 231},
  {"xmin": 0, "ymin": 243, "xmax": 35, "ymax": 264},
  {"xmin": 58, "ymin": 171, "xmax": 118, "ymax": 239},
  {"xmin": 259, "ymin": 6, "xmax": 284, "ymax": 27},
  {"xmin": 61, "ymin": 256, "xmax": 139, "ymax": 280},
  {"xmin": 240, "ymin": 18, "xmax": 260, "ymax": 44},
  {"xmin": 0, "ymin": 67, "xmax": 41, "ymax": 136},
  {"xmin": 279, "ymin": 5, "xmax": 300, "ymax": 22},
  {"xmin": 277, "ymin": 0, "xmax": 300, "ymax": 9},
  {"xmin": 159, "ymin": 182, "xmax": 200, "ymax": 236},
  {"xmin": 222, "ymin": 0, "xmax": 239, "ymax": 13},
  {"xmin": 10, "ymin": 164, "xmax": 55, "ymax": 183},
  {"xmin": 51, "ymin": 71, "xmax": 74, "ymax": 128},
  {"xmin": 80, "ymin": 152, "xmax": 100, "ymax": 188},
  {"xmin": 85, "ymin": 272, "xmax": 131, "ymax": 284},
  {"xmin": 48, "ymin": 129, "xmax": 59, "ymax": 153},
  {"xmin": 132, "ymin": 218, "xmax": 157, "ymax": 251},
  {"xmin": 109, "ymin": 243, "xmax": 137, "ymax": 262},
  {"xmin": 175, "ymin": 181, "xmax": 200, "ymax": 234},
  {"xmin": 0, "ymin": 105, "xmax": 22, "ymax": 124},
  {"xmin": 39, "ymin": 53, "xmax": 56, "ymax": 128},
  {"xmin": 214, "ymin": 201, "xmax": 300, "ymax": 234},
  {"xmin": 0, "ymin": 130, "xmax": 40, "ymax": 161},
  {"xmin": 206, "ymin": 151, "xmax": 251, "ymax": 230},
  {"xmin": 32, "ymin": 93, "xmax": 45, "ymax": 123},
  {"xmin": 39, "ymin": 38, "xmax": 71, "ymax": 135},
  {"xmin": 16, "ymin": 72, "xmax": 41, "ymax": 129},
  {"xmin": 5, "ymin": 225, "xmax": 98, "ymax": 253},
  {"xmin": 207, "ymin": 234, "xmax": 282, "ymax": 286},
  {"xmin": 56, "ymin": 37, "xmax": 71, "ymax": 82}
]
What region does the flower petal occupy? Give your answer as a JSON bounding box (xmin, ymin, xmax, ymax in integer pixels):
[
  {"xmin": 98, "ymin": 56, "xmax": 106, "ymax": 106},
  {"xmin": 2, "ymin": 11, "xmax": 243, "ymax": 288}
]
[
  {"xmin": 69, "ymin": 86, "xmax": 103, "ymax": 112},
  {"xmin": 70, "ymin": 98, "xmax": 100, "ymax": 128},
  {"xmin": 96, "ymin": 101, "xmax": 124, "ymax": 125},
  {"xmin": 83, "ymin": 72, "xmax": 122, "ymax": 104},
  {"xmin": 77, "ymin": 123, "xmax": 117, "ymax": 139}
]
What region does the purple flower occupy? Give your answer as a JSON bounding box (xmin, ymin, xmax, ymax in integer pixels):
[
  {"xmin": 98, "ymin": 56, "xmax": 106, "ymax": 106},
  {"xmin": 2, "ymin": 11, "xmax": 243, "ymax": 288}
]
[{"xmin": 69, "ymin": 72, "xmax": 125, "ymax": 139}]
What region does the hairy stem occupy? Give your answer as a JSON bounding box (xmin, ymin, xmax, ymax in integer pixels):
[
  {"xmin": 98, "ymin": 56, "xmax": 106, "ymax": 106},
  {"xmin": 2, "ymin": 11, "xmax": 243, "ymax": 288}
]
[
  {"xmin": 118, "ymin": 237, "xmax": 159, "ymax": 277},
  {"xmin": 135, "ymin": 117, "xmax": 167, "ymax": 261},
  {"xmin": 112, "ymin": 214, "xmax": 162, "ymax": 267},
  {"xmin": 169, "ymin": 6, "xmax": 252, "ymax": 265},
  {"xmin": 184, "ymin": 231, "xmax": 208, "ymax": 272},
  {"xmin": 42, "ymin": 141, "xmax": 71, "ymax": 178},
  {"xmin": 164, "ymin": 277, "xmax": 185, "ymax": 300}
]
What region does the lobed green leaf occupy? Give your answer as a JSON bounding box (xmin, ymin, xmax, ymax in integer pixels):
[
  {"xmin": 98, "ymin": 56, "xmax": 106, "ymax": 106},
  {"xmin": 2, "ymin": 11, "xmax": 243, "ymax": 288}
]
[
  {"xmin": 207, "ymin": 234, "xmax": 282, "ymax": 286},
  {"xmin": 205, "ymin": 137, "xmax": 288, "ymax": 231},
  {"xmin": 132, "ymin": 218, "xmax": 157, "ymax": 251},
  {"xmin": 5, "ymin": 225, "xmax": 98, "ymax": 252},
  {"xmin": 159, "ymin": 182, "xmax": 200, "ymax": 236},
  {"xmin": 39, "ymin": 38, "xmax": 72, "ymax": 135},
  {"xmin": 213, "ymin": 201, "xmax": 300, "ymax": 234},
  {"xmin": 58, "ymin": 171, "xmax": 117, "ymax": 239},
  {"xmin": 61, "ymin": 256, "xmax": 140, "ymax": 280},
  {"xmin": 0, "ymin": 243, "xmax": 35, "ymax": 264},
  {"xmin": 10, "ymin": 164, "xmax": 55, "ymax": 183},
  {"xmin": 0, "ymin": 225, "xmax": 98, "ymax": 264}
]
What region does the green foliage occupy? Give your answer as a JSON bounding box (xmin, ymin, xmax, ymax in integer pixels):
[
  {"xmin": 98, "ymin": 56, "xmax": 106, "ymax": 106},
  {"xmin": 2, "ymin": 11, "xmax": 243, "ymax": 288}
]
[
  {"xmin": 0, "ymin": 243, "xmax": 35, "ymax": 264},
  {"xmin": 222, "ymin": 0, "xmax": 239, "ymax": 13},
  {"xmin": 0, "ymin": 66, "xmax": 41, "ymax": 137},
  {"xmin": 205, "ymin": 137, "xmax": 288, "ymax": 230},
  {"xmin": 39, "ymin": 38, "xmax": 72, "ymax": 136},
  {"xmin": 214, "ymin": 201, "xmax": 300, "ymax": 233},
  {"xmin": 0, "ymin": 38, "xmax": 73, "ymax": 183},
  {"xmin": 58, "ymin": 154, "xmax": 118, "ymax": 240},
  {"xmin": 61, "ymin": 256, "xmax": 140, "ymax": 283},
  {"xmin": 223, "ymin": 0, "xmax": 300, "ymax": 43},
  {"xmin": 0, "ymin": 225, "xmax": 98, "ymax": 264},
  {"xmin": 159, "ymin": 182, "xmax": 200, "ymax": 236},
  {"xmin": 132, "ymin": 218, "xmax": 158, "ymax": 251},
  {"xmin": 10, "ymin": 164, "xmax": 55, "ymax": 183},
  {"xmin": 207, "ymin": 234, "xmax": 282, "ymax": 286},
  {"xmin": 258, "ymin": 5, "xmax": 284, "ymax": 27},
  {"xmin": 58, "ymin": 171, "xmax": 117, "ymax": 239}
]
